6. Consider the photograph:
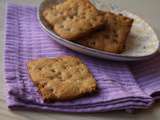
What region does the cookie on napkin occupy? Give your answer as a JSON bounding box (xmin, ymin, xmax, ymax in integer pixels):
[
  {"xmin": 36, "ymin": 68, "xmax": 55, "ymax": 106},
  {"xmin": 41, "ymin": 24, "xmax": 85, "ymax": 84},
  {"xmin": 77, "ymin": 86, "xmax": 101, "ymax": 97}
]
[
  {"xmin": 42, "ymin": 0, "xmax": 104, "ymax": 40},
  {"xmin": 27, "ymin": 56, "xmax": 97, "ymax": 102},
  {"xmin": 77, "ymin": 12, "xmax": 134, "ymax": 53}
]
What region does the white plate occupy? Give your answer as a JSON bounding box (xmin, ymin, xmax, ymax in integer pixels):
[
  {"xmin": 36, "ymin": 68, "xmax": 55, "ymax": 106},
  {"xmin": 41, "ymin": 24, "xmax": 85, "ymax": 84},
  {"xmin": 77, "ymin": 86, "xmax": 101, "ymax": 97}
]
[{"xmin": 37, "ymin": 0, "xmax": 159, "ymax": 61}]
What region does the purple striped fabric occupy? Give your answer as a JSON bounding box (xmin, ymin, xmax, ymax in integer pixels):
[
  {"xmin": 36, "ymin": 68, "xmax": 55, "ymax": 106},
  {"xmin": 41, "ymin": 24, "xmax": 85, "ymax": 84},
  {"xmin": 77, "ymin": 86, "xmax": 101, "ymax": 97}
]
[{"xmin": 4, "ymin": 4, "xmax": 160, "ymax": 112}]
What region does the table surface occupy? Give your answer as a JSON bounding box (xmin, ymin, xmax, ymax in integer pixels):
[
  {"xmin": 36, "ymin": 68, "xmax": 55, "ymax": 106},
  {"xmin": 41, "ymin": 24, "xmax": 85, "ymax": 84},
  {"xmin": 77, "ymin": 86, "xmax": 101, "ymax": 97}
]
[{"xmin": 1, "ymin": 0, "xmax": 160, "ymax": 120}]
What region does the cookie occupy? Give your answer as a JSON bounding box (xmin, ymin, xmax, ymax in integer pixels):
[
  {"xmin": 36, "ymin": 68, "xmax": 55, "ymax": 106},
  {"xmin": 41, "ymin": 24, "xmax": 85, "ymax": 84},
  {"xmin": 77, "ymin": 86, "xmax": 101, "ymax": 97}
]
[
  {"xmin": 27, "ymin": 56, "xmax": 97, "ymax": 102},
  {"xmin": 42, "ymin": 0, "xmax": 104, "ymax": 40},
  {"xmin": 77, "ymin": 12, "xmax": 134, "ymax": 53}
]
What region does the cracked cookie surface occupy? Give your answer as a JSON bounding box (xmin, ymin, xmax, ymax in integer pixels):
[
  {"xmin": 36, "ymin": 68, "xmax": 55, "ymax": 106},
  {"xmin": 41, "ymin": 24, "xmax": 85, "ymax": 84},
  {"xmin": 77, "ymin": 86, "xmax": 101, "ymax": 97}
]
[
  {"xmin": 27, "ymin": 56, "xmax": 97, "ymax": 102},
  {"xmin": 77, "ymin": 12, "xmax": 134, "ymax": 53},
  {"xmin": 43, "ymin": 0, "xmax": 104, "ymax": 40}
]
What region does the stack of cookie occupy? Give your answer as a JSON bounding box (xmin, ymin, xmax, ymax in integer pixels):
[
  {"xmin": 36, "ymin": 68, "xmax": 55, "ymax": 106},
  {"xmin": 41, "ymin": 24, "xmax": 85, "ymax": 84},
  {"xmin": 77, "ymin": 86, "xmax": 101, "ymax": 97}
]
[{"xmin": 43, "ymin": 0, "xmax": 133, "ymax": 53}]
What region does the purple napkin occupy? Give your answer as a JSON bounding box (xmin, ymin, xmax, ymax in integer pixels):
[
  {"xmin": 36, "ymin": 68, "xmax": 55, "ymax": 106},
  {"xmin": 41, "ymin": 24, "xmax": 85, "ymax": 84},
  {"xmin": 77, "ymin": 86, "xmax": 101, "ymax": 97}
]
[{"xmin": 4, "ymin": 4, "xmax": 160, "ymax": 112}]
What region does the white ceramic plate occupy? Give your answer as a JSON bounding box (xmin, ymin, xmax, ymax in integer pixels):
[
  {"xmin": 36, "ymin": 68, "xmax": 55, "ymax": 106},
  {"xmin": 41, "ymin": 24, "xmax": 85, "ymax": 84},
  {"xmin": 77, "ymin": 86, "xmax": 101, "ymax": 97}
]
[{"xmin": 37, "ymin": 0, "xmax": 159, "ymax": 61}]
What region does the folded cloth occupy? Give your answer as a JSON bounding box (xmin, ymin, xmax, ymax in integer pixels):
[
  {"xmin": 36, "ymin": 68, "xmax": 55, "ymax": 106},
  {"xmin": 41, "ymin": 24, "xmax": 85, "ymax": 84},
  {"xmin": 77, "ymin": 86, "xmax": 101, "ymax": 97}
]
[{"xmin": 4, "ymin": 4, "xmax": 160, "ymax": 112}]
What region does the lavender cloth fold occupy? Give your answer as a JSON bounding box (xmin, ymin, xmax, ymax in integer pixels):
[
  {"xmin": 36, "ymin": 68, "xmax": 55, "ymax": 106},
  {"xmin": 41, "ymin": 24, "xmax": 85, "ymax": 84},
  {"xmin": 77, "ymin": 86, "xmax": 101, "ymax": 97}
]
[{"xmin": 4, "ymin": 4, "xmax": 160, "ymax": 112}]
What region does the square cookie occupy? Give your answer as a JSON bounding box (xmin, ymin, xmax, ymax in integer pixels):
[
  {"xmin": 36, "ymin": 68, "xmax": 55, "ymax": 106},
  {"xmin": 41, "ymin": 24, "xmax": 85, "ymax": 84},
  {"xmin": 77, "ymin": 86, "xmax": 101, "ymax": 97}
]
[
  {"xmin": 27, "ymin": 56, "xmax": 97, "ymax": 102},
  {"xmin": 77, "ymin": 12, "xmax": 134, "ymax": 53},
  {"xmin": 43, "ymin": 0, "xmax": 104, "ymax": 40}
]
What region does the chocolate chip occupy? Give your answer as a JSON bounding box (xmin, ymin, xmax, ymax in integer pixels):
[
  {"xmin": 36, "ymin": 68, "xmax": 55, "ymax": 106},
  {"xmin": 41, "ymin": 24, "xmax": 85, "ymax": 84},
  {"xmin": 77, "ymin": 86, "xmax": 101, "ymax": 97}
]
[
  {"xmin": 59, "ymin": 24, "xmax": 64, "ymax": 28},
  {"xmin": 38, "ymin": 67, "xmax": 42, "ymax": 71},
  {"xmin": 89, "ymin": 41, "xmax": 96, "ymax": 46},
  {"xmin": 51, "ymin": 69, "xmax": 55, "ymax": 72},
  {"xmin": 64, "ymin": 28, "xmax": 70, "ymax": 31}
]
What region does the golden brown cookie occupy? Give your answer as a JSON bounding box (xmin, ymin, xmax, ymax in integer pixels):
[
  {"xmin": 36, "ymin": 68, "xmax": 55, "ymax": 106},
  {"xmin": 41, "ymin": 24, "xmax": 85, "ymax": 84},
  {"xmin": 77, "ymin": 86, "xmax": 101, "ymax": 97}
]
[
  {"xmin": 77, "ymin": 12, "xmax": 134, "ymax": 53},
  {"xmin": 42, "ymin": 0, "xmax": 104, "ymax": 40},
  {"xmin": 27, "ymin": 56, "xmax": 97, "ymax": 102}
]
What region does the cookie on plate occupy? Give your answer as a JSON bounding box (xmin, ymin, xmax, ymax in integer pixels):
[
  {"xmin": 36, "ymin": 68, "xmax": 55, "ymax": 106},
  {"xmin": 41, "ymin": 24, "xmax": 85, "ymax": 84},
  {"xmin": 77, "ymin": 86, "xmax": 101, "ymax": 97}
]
[
  {"xmin": 77, "ymin": 12, "xmax": 134, "ymax": 53},
  {"xmin": 42, "ymin": 0, "xmax": 104, "ymax": 40},
  {"xmin": 27, "ymin": 56, "xmax": 97, "ymax": 102}
]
